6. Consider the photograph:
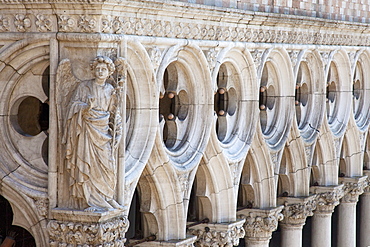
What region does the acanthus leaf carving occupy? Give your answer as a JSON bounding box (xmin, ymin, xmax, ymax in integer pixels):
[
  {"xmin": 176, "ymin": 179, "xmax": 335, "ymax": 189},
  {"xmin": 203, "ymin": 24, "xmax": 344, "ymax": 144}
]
[
  {"xmin": 311, "ymin": 185, "xmax": 344, "ymax": 214},
  {"xmin": 187, "ymin": 220, "xmax": 245, "ymax": 247},
  {"xmin": 280, "ymin": 196, "xmax": 316, "ymax": 226},
  {"xmin": 339, "ymin": 176, "xmax": 368, "ymax": 203},
  {"xmin": 238, "ymin": 206, "xmax": 284, "ymax": 241},
  {"xmin": 78, "ymin": 15, "xmax": 97, "ymax": 33},
  {"xmin": 48, "ymin": 216, "xmax": 129, "ymax": 247}
]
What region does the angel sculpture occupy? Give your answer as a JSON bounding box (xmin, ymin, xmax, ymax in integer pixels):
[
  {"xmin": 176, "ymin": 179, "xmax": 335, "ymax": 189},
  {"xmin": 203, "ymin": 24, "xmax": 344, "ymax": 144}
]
[{"xmin": 56, "ymin": 56, "xmax": 124, "ymax": 212}]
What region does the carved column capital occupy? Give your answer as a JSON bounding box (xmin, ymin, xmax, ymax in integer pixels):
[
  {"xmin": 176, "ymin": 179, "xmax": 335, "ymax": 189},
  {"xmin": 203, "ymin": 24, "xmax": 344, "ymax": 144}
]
[
  {"xmin": 187, "ymin": 219, "xmax": 245, "ymax": 247},
  {"xmin": 339, "ymin": 176, "xmax": 368, "ymax": 203},
  {"xmin": 237, "ymin": 206, "xmax": 284, "ymax": 242},
  {"xmin": 48, "ymin": 208, "xmax": 128, "ymax": 246},
  {"xmin": 278, "ymin": 195, "xmax": 317, "ymax": 226},
  {"xmin": 310, "ymin": 185, "xmax": 344, "ymax": 214},
  {"xmin": 362, "ymin": 171, "xmax": 370, "ymax": 193}
]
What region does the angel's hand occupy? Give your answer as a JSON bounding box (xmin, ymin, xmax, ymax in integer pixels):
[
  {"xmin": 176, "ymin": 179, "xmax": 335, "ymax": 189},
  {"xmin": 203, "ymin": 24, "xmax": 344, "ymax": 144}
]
[{"xmin": 87, "ymin": 97, "xmax": 95, "ymax": 110}]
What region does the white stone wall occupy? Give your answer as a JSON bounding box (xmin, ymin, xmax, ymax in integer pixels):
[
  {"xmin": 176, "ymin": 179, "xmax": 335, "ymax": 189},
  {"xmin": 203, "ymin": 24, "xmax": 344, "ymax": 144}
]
[{"xmin": 0, "ymin": 1, "xmax": 369, "ymax": 246}]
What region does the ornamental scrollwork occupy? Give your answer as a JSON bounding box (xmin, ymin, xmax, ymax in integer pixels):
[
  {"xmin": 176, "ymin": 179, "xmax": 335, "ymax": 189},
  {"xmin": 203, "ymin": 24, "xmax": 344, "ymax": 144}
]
[
  {"xmin": 239, "ymin": 210, "xmax": 283, "ymax": 240},
  {"xmin": 281, "ymin": 199, "xmax": 316, "ymax": 225},
  {"xmin": 48, "ymin": 216, "xmax": 129, "ymax": 247}
]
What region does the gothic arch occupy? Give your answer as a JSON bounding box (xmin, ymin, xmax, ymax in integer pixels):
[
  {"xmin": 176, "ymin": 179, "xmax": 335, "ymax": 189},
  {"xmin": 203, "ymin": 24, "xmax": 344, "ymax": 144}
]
[{"xmin": 0, "ymin": 38, "xmax": 49, "ymax": 247}]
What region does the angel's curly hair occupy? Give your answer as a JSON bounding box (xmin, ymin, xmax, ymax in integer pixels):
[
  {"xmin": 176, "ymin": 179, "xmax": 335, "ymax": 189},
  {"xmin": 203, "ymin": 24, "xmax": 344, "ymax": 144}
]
[{"xmin": 90, "ymin": 56, "xmax": 115, "ymax": 75}]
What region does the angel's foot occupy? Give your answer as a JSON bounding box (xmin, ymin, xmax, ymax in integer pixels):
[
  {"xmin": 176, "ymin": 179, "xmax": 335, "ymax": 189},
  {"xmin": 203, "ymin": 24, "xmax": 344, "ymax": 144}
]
[
  {"xmin": 108, "ymin": 199, "xmax": 124, "ymax": 210},
  {"xmin": 84, "ymin": 206, "xmax": 99, "ymax": 212}
]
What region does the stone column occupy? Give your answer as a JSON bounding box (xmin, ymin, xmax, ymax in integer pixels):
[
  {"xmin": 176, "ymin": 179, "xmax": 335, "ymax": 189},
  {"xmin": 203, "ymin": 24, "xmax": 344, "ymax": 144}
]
[
  {"xmin": 277, "ymin": 195, "xmax": 316, "ymax": 247},
  {"xmin": 48, "ymin": 209, "xmax": 129, "ymax": 246},
  {"xmin": 309, "ymin": 185, "xmax": 344, "ymax": 247},
  {"xmin": 237, "ymin": 206, "xmax": 284, "ymax": 247},
  {"xmin": 360, "ymin": 171, "xmax": 370, "ymax": 247},
  {"xmin": 338, "ymin": 176, "xmax": 368, "ymax": 247},
  {"xmin": 187, "ymin": 219, "xmax": 245, "ymax": 247}
]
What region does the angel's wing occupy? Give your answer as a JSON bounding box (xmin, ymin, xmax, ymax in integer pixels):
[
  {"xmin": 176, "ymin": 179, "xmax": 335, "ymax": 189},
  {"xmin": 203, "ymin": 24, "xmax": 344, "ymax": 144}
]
[{"xmin": 55, "ymin": 59, "xmax": 81, "ymax": 139}]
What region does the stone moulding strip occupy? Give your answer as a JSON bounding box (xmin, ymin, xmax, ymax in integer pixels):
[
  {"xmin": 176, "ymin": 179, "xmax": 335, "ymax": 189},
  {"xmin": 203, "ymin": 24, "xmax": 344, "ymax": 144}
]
[{"xmin": 0, "ymin": 0, "xmax": 369, "ymax": 47}]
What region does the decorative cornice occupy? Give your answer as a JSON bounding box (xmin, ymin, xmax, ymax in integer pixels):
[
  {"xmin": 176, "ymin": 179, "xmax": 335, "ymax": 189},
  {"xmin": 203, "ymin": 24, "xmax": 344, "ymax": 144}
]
[
  {"xmin": 237, "ymin": 206, "xmax": 284, "ymax": 241},
  {"xmin": 187, "ymin": 219, "xmax": 245, "ymax": 247},
  {"xmin": 48, "ymin": 215, "xmax": 129, "ymax": 246},
  {"xmin": 339, "ymin": 176, "xmax": 368, "ymax": 203},
  {"xmin": 278, "ymin": 195, "xmax": 316, "ymax": 226},
  {"xmin": 0, "ymin": 1, "xmax": 369, "ymax": 47},
  {"xmin": 310, "ymin": 185, "xmax": 344, "ymax": 214}
]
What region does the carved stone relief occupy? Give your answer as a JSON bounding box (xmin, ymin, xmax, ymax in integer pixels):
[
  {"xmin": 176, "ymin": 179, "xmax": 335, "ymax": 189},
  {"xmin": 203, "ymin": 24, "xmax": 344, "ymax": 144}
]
[{"xmin": 56, "ymin": 56, "xmax": 124, "ymax": 212}]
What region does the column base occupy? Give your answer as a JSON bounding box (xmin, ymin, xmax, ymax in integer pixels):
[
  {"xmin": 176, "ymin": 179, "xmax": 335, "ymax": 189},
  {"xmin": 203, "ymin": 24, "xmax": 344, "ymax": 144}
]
[{"xmin": 48, "ymin": 208, "xmax": 128, "ymax": 247}]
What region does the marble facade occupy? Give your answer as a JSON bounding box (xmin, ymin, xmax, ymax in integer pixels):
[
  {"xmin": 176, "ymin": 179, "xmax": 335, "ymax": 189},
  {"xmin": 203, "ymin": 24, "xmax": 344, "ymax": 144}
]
[{"xmin": 0, "ymin": 0, "xmax": 369, "ymax": 246}]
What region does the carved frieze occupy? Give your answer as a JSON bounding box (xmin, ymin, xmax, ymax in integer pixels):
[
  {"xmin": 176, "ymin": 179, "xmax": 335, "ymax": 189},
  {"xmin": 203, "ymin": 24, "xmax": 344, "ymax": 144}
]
[
  {"xmin": 48, "ymin": 215, "xmax": 129, "ymax": 247},
  {"xmin": 187, "ymin": 219, "xmax": 245, "ymax": 247},
  {"xmin": 238, "ymin": 206, "xmax": 284, "ymax": 241},
  {"xmin": 0, "ymin": 6, "xmax": 368, "ymax": 47},
  {"xmin": 339, "ymin": 176, "xmax": 368, "ymax": 203}
]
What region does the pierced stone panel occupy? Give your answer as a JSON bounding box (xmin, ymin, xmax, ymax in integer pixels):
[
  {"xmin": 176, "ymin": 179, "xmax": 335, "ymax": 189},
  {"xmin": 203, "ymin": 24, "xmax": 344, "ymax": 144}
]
[
  {"xmin": 294, "ymin": 51, "xmax": 325, "ymax": 143},
  {"xmin": 352, "ymin": 52, "xmax": 370, "ymax": 131},
  {"xmin": 258, "ymin": 49, "xmax": 294, "ymax": 150},
  {"xmin": 159, "ymin": 62, "xmax": 191, "ymax": 150},
  {"xmin": 214, "ymin": 63, "xmax": 239, "ymax": 143},
  {"xmin": 324, "ymin": 51, "xmax": 352, "ymax": 137}
]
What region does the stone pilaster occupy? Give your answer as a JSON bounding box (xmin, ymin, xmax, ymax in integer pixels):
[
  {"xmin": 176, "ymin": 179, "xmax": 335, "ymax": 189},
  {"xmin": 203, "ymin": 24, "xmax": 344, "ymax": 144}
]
[
  {"xmin": 237, "ymin": 206, "xmax": 284, "ymax": 247},
  {"xmin": 187, "ymin": 219, "xmax": 245, "ymax": 247},
  {"xmin": 48, "ymin": 208, "xmax": 128, "ymax": 247},
  {"xmin": 309, "ymin": 185, "xmax": 344, "ymax": 247}
]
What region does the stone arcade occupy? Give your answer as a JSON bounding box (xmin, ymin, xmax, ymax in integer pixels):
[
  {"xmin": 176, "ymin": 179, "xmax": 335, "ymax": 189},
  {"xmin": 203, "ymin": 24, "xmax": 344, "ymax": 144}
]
[{"xmin": 0, "ymin": 0, "xmax": 370, "ymax": 246}]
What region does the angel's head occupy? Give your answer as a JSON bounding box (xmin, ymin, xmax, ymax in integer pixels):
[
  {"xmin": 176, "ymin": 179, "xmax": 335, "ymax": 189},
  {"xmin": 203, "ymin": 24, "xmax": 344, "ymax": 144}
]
[{"xmin": 90, "ymin": 56, "xmax": 115, "ymax": 77}]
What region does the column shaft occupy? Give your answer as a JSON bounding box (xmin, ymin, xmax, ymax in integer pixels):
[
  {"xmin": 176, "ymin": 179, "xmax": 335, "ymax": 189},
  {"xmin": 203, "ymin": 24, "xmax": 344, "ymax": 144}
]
[
  {"xmin": 360, "ymin": 193, "xmax": 370, "ymax": 247},
  {"xmin": 337, "ymin": 202, "xmax": 356, "ymax": 247},
  {"xmin": 311, "ymin": 212, "xmax": 332, "ymax": 247},
  {"xmin": 280, "ymin": 224, "xmax": 303, "ymax": 247},
  {"xmin": 245, "ymin": 239, "xmax": 270, "ymax": 247}
]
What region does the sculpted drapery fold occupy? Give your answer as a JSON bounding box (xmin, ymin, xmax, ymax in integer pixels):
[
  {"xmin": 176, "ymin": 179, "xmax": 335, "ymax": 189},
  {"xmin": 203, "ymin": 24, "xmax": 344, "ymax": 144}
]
[{"xmin": 57, "ymin": 56, "xmax": 123, "ymax": 212}]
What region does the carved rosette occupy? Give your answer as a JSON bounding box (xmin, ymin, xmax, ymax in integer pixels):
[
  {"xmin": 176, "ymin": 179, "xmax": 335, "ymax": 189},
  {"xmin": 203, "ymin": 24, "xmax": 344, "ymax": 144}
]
[
  {"xmin": 279, "ymin": 195, "xmax": 316, "ymax": 226},
  {"xmin": 187, "ymin": 219, "xmax": 245, "ymax": 247},
  {"xmin": 48, "ymin": 216, "xmax": 129, "ymax": 247},
  {"xmin": 238, "ymin": 206, "xmax": 284, "ymax": 241},
  {"xmin": 310, "ymin": 185, "xmax": 344, "ymax": 214},
  {"xmin": 339, "ymin": 176, "xmax": 368, "ymax": 203}
]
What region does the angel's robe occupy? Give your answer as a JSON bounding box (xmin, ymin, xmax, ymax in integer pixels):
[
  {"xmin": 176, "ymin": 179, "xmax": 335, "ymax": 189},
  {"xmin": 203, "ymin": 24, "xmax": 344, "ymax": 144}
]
[{"xmin": 63, "ymin": 79, "xmax": 117, "ymax": 210}]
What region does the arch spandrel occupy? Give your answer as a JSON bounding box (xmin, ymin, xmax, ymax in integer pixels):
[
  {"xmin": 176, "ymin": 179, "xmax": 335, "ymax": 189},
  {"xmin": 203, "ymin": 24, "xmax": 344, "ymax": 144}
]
[
  {"xmin": 241, "ymin": 124, "xmax": 276, "ymax": 209},
  {"xmin": 340, "ymin": 117, "xmax": 363, "ymax": 177}
]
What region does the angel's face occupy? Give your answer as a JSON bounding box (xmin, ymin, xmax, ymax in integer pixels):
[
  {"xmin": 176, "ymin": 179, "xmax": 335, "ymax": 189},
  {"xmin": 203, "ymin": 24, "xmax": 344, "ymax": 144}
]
[{"xmin": 94, "ymin": 63, "xmax": 110, "ymax": 82}]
